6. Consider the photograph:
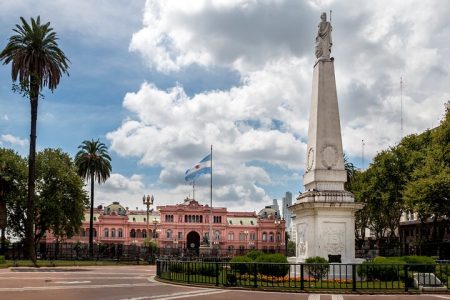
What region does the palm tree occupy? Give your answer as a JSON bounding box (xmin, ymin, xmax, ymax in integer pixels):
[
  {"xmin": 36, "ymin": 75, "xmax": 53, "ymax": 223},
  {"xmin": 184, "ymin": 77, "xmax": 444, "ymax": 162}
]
[
  {"xmin": 344, "ymin": 153, "xmax": 357, "ymax": 191},
  {"xmin": 75, "ymin": 139, "xmax": 112, "ymax": 257},
  {"xmin": 0, "ymin": 16, "xmax": 70, "ymax": 262}
]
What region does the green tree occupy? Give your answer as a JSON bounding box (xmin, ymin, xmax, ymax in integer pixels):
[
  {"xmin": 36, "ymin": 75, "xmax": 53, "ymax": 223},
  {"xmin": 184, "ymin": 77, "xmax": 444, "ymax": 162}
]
[
  {"xmin": 350, "ymin": 148, "xmax": 408, "ymax": 249},
  {"xmin": 75, "ymin": 139, "xmax": 112, "ymax": 257},
  {"xmin": 404, "ymin": 105, "xmax": 450, "ymax": 243},
  {"xmin": 0, "ymin": 16, "xmax": 70, "ymax": 262},
  {"xmin": 35, "ymin": 149, "xmax": 88, "ymax": 249},
  {"xmin": 0, "ymin": 149, "xmax": 27, "ymax": 253},
  {"xmin": 348, "ymin": 170, "xmax": 370, "ymax": 248},
  {"xmin": 6, "ymin": 149, "xmax": 87, "ymax": 251},
  {"xmin": 344, "ymin": 153, "xmax": 357, "ymax": 191}
]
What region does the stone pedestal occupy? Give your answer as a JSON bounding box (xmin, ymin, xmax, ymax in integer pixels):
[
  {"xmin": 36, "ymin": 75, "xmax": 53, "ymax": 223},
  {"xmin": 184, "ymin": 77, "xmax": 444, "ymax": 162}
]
[
  {"xmin": 290, "ymin": 192, "xmax": 363, "ymax": 263},
  {"xmin": 199, "ymin": 245, "xmax": 212, "ymax": 256}
]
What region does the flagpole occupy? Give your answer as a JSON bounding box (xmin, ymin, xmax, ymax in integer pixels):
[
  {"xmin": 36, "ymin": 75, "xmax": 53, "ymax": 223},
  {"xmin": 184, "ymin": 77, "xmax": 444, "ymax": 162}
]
[
  {"xmin": 193, "ymin": 179, "xmax": 195, "ymax": 200},
  {"xmin": 209, "ymin": 144, "xmax": 213, "ymax": 247}
]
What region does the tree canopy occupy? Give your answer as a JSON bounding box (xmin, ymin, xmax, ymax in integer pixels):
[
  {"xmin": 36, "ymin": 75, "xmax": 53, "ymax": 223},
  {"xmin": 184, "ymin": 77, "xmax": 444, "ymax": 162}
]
[
  {"xmin": 350, "ymin": 104, "xmax": 450, "ymax": 246},
  {"xmin": 2, "ymin": 148, "xmax": 87, "ymax": 245}
]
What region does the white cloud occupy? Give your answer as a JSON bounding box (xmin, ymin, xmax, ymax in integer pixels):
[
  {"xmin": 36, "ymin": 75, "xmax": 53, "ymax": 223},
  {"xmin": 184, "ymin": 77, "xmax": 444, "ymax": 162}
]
[
  {"xmin": 130, "ymin": 0, "xmax": 315, "ymax": 73},
  {"xmin": 107, "ymin": 57, "xmax": 308, "ymax": 207},
  {"xmin": 108, "ymin": 0, "xmax": 450, "ymax": 209},
  {"xmin": 94, "ymin": 173, "xmax": 146, "ymax": 208},
  {"xmin": 0, "ymin": 134, "xmax": 27, "ymax": 147}
]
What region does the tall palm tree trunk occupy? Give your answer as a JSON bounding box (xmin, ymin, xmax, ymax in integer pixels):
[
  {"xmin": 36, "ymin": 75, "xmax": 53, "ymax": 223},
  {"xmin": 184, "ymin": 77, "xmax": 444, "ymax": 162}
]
[
  {"xmin": 89, "ymin": 172, "xmax": 94, "ymax": 258},
  {"xmin": 26, "ymin": 83, "xmax": 38, "ymax": 264}
]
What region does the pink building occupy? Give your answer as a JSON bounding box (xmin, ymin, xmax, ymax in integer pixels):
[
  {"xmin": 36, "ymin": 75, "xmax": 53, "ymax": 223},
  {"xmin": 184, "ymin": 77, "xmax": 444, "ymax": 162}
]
[{"xmin": 49, "ymin": 198, "xmax": 286, "ymax": 253}]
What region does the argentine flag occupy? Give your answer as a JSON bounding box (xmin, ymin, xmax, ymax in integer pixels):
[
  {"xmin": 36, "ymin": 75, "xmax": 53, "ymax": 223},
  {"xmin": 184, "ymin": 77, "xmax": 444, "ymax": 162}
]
[{"xmin": 185, "ymin": 154, "xmax": 211, "ymax": 182}]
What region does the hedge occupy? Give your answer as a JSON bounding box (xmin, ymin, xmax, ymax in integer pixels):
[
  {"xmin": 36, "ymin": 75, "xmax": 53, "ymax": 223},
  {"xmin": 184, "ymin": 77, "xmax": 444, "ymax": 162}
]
[
  {"xmin": 254, "ymin": 253, "xmax": 289, "ymax": 277},
  {"xmin": 357, "ymin": 256, "xmax": 436, "ymax": 281},
  {"xmin": 230, "ymin": 255, "xmax": 254, "ymax": 274},
  {"xmin": 305, "ymin": 256, "xmax": 329, "ymax": 280}
]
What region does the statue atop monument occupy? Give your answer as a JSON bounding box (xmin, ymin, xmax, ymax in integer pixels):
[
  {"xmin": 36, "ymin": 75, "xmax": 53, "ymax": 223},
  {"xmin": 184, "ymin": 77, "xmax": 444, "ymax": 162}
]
[{"xmin": 315, "ymin": 12, "xmax": 332, "ymax": 60}]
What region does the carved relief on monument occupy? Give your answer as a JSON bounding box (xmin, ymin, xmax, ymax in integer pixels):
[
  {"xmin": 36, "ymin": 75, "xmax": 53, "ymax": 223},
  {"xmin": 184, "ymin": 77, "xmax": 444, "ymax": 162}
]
[
  {"xmin": 322, "ymin": 222, "xmax": 345, "ymax": 255},
  {"xmin": 321, "ymin": 145, "xmax": 338, "ymax": 169},
  {"xmin": 297, "ymin": 223, "xmax": 308, "ymax": 256}
]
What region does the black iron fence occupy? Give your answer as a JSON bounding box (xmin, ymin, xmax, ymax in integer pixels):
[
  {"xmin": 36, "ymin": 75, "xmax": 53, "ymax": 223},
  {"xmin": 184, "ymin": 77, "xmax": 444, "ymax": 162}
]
[
  {"xmin": 4, "ymin": 243, "xmax": 156, "ymax": 262},
  {"xmin": 2, "ymin": 243, "xmax": 286, "ymax": 262},
  {"xmin": 157, "ymin": 260, "xmax": 450, "ymax": 292}
]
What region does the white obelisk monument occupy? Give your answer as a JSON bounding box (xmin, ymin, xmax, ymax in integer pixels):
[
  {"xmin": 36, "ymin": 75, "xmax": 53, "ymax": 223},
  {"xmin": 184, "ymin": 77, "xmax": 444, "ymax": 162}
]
[{"xmin": 289, "ymin": 12, "xmax": 363, "ymax": 263}]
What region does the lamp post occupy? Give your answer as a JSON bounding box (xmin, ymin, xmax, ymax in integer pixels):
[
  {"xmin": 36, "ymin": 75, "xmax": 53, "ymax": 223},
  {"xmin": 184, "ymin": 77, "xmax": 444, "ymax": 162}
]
[
  {"xmin": 143, "ymin": 195, "xmax": 154, "ymax": 240},
  {"xmin": 152, "ymin": 218, "xmax": 158, "ymax": 239},
  {"xmin": 274, "ymin": 219, "xmax": 281, "ymax": 252}
]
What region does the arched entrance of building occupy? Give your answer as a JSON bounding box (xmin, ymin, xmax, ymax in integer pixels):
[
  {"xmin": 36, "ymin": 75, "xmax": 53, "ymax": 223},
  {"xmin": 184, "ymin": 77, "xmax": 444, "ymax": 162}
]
[{"xmin": 186, "ymin": 231, "xmax": 200, "ymax": 253}]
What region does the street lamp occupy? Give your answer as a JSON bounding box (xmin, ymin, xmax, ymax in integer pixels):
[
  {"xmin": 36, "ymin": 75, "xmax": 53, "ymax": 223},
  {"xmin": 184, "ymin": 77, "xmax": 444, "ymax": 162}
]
[
  {"xmin": 143, "ymin": 194, "xmax": 154, "ymax": 240},
  {"xmin": 274, "ymin": 219, "xmax": 281, "ymax": 251},
  {"xmin": 152, "ymin": 218, "xmax": 158, "ymax": 239}
]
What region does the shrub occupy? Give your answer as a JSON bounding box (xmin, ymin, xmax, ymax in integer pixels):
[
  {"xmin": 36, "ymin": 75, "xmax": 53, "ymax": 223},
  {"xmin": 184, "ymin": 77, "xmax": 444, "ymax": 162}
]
[
  {"xmin": 255, "ymin": 253, "xmax": 289, "ymax": 277},
  {"xmin": 436, "ymin": 263, "xmax": 449, "ymax": 284},
  {"xmin": 401, "ymin": 256, "xmax": 435, "ymax": 273},
  {"xmin": 246, "ymin": 250, "xmax": 264, "ymax": 260},
  {"xmin": 357, "ymin": 256, "xmax": 436, "ymax": 281},
  {"xmin": 357, "ymin": 257, "xmax": 404, "ymax": 281},
  {"xmin": 0, "ymin": 255, "xmax": 4, "ymax": 264},
  {"xmin": 305, "ymin": 256, "xmax": 329, "ymax": 280},
  {"xmin": 230, "ymin": 255, "xmax": 254, "ymax": 274}
]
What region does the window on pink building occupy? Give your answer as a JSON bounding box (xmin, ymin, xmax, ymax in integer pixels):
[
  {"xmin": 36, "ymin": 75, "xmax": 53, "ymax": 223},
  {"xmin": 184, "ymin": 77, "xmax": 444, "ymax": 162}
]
[
  {"xmin": 111, "ymin": 228, "xmax": 115, "ymax": 238},
  {"xmin": 118, "ymin": 228, "xmax": 123, "ymax": 238},
  {"xmin": 269, "ymin": 232, "xmax": 274, "ymax": 242},
  {"xmin": 262, "ymin": 232, "xmax": 267, "ymax": 241},
  {"xmin": 228, "ymin": 232, "xmax": 234, "ymax": 241},
  {"xmin": 104, "ymin": 228, "xmax": 109, "ymax": 238}
]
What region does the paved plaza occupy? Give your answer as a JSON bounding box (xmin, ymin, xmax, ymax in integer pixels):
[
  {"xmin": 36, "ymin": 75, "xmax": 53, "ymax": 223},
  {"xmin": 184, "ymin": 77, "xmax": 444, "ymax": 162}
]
[{"xmin": 0, "ymin": 265, "xmax": 447, "ymax": 300}]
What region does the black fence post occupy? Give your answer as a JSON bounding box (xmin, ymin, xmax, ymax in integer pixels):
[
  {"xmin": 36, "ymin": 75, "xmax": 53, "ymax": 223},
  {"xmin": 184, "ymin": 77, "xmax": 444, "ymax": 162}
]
[
  {"xmin": 404, "ymin": 264, "xmax": 408, "ymax": 292},
  {"xmin": 156, "ymin": 260, "xmax": 159, "ymax": 277},
  {"xmin": 352, "ymin": 264, "xmax": 357, "ymax": 292},
  {"xmin": 253, "ymin": 262, "xmax": 258, "ymax": 288},
  {"xmin": 216, "ymin": 262, "xmax": 219, "ymax": 286},
  {"xmin": 187, "ymin": 261, "xmax": 190, "ymax": 284},
  {"xmin": 300, "ymin": 263, "xmax": 304, "ymax": 291}
]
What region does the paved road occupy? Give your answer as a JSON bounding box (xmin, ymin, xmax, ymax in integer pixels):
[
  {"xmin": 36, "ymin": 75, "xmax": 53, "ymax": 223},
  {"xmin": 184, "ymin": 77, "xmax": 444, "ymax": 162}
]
[{"xmin": 0, "ymin": 265, "xmax": 448, "ymax": 300}]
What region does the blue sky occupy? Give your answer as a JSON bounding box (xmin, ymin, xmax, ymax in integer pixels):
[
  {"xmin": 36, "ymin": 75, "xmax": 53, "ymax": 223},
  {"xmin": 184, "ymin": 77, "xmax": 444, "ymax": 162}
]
[{"xmin": 1, "ymin": 0, "xmax": 449, "ymax": 212}]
